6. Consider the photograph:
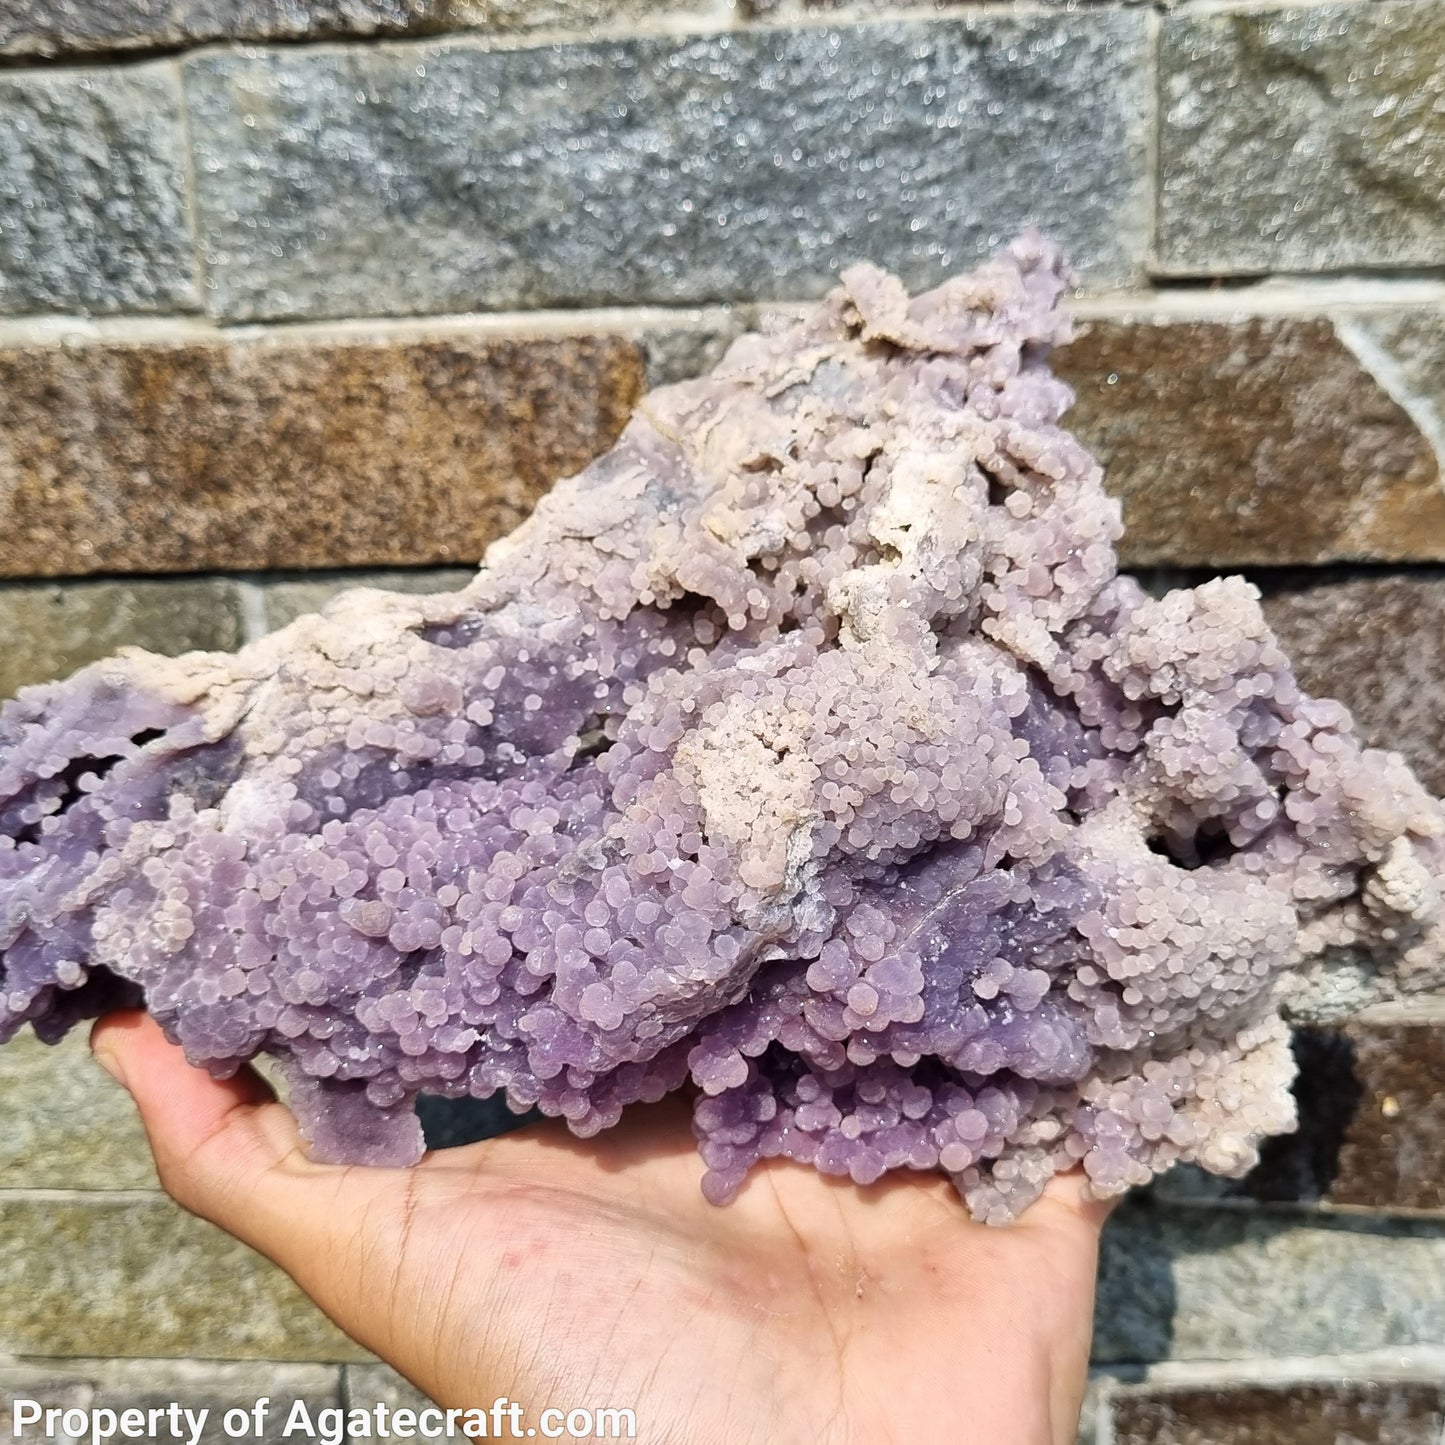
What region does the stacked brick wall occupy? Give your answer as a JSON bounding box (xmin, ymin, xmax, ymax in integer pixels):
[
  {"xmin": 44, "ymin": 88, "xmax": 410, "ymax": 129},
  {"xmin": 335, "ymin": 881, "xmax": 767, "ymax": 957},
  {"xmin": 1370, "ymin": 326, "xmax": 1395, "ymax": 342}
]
[{"xmin": 2, "ymin": 2, "xmax": 1445, "ymax": 1438}]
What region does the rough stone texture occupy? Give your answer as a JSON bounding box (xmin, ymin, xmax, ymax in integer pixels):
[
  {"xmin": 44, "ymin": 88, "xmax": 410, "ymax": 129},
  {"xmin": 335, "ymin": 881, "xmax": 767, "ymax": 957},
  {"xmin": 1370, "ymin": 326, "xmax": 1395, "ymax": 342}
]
[
  {"xmin": 1112, "ymin": 1380, "xmax": 1445, "ymax": 1445},
  {"xmin": 0, "ymin": 333, "xmax": 644, "ymax": 578},
  {"xmin": 1352, "ymin": 312, "xmax": 1445, "ymax": 462},
  {"xmin": 638, "ymin": 312, "xmax": 751, "ymax": 389},
  {"xmin": 0, "ymin": 65, "xmax": 199, "ymax": 316},
  {"xmin": 183, "ymin": 15, "xmax": 1150, "ymax": 321},
  {"xmin": 0, "ymin": 1197, "xmax": 366, "ymax": 1360},
  {"xmin": 758, "ymin": 0, "xmax": 1125, "ymax": 12},
  {"xmin": 0, "ymin": 0, "xmax": 443, "ymax": 57},
  {"xmin": 449, "ymin": 0, "xmax": 728, "ymax": 31},
  {"xmin": 0, "ymin": 1029, "xmax": 157, "ymax": 1190},
  {"xmin": 1094, "ymin": 1204, "xmax": 1445, "ymax": 1364},
  {"xmin": 0, "ymin": 1362, "xmax": 343, "ymax": 1442},
  {"xmin": 0, "ymin": 0, "xmax": 730, "ymax": 54},
  {"xmin": 0, "ymin": 580, "xmax": 246, "ymax": 701},
  {"xmin": 1262, "ymin": 576, "xmax": 1445, "ymax": 798},
  {"xmin": 1055, "ymin": 318, "xmax": 1445, "ymax": 567},
  {"xmin": 261, "ymin": 570, "xmax": 476, "ymax": 634},
  {"xmin": 1158, "ymin": 3, "xmax": 1445, "ymax": 275},
  {"xmin": 342, "ymin": 1366, "xmax": 447, "ymax": 1426}
]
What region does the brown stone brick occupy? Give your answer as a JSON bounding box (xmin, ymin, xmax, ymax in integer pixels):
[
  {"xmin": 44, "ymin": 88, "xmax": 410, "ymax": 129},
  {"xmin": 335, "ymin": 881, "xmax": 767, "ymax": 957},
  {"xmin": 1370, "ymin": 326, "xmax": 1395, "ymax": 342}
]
[
  {"xmin": 1056, "ymin": 318, "xmax": 1445, "ymax": 567},
  {"xmin": 1245, "ymin": 1020, "xmax": 1445, "ymax": 1213},
  {"xmin": 1262, "ymin": 575, "xmax": 1445, "ymax": 797},
  {"xmin": 1112, "ymin": 1380, "xmax": 1445, "ymax": 1445},
  {"xmin": 0, "ymin": 331, "xmax": 644, "ymax": 578}
]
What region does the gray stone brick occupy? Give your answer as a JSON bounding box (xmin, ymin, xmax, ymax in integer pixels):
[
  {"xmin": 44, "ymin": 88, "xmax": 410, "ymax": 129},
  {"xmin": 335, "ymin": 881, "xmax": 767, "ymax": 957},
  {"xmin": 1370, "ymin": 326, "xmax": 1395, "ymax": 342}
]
[
  {"xmin": 1094, "ymin": 1203, "xmax": 1445, "ymax": 1365},
  {"xmin": 342, "ymin": 1366, "xmax": 446, "ymax": 1425},
  {"xmin": 0, "ymin": 1196, "xmax": 366, "ymax": 1360},
  {"xmin": 183, "ymin": 14, "xmax": 1150, "ymax": 321},
  {"xmin": 0, "ymin": 1, "xmax": 443, "ymax": 58},
  {"xmin": 0, "ymin": 579, "xmax": 245, "ymax": 701},
  {"xmin": 260, "ymin": 570, "xmax": 476, "ymax": 634},
  {"xmin": 1354, "ymin": 312, "xmax": 1445, "ymax": 453},
  {"xmin": 0, "ymin": 0, "xmax": 725, "ymax": 56},
  {"xmin": 1159, "ymin": 3, "xmax": 1445, "ymax": 275},
  {"xmin": 0, "ymin": 65, "xmax": 199, "ymax": 315},
  {"xmin": 636, "ymin": 311, "xmax": 750, "ymax": 388},
  {"xmin": 1, "ymin": 1361, "xmax": 342, "ymax": 1444},
  {"xmin": 0, "ymin": 1030, "xmax": 157, "ymax": 1191}
]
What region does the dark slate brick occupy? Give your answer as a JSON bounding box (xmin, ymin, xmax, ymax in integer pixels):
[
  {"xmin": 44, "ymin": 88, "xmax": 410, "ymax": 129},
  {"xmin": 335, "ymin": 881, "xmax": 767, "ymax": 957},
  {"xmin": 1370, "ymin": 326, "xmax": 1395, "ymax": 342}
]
[
  {"xmin": 260, "ymin": 569, "xmax": 476, "ymax": 633},
  {"xmin": 1112, "ymin": 1379, "xmax": 1445, "ymax": 1445},
  {"xmin": 1263, "ymin": 575, "xmax": 1445, "ymax": 796},
  {"xmin": 182, "ymin": 15, "xmax": 1151, "ymax": 320}
]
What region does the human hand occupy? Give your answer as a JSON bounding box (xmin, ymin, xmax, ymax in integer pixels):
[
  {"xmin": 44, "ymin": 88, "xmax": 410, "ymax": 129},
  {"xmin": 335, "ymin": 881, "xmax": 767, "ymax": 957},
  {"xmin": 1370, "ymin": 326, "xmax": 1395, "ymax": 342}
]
[{"xmin": 91, "ymin": 1010, "xmax": 1111, "ymax": 1445}]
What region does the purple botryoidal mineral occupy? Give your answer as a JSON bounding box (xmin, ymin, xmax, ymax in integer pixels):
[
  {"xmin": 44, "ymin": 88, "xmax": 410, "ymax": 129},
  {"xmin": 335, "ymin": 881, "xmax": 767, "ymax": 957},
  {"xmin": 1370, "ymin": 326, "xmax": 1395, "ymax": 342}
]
[{"xmin": 3, "ymin": 237, "xmax": 1443, "ymax": 1221}]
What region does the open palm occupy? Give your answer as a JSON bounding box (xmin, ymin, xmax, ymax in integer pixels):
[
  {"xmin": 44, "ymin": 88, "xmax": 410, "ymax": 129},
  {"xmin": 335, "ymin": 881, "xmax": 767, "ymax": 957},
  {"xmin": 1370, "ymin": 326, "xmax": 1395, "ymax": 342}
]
[{"xmin": 92, "ymin": 1011, "xmax": 1109, "ymax": 1445}]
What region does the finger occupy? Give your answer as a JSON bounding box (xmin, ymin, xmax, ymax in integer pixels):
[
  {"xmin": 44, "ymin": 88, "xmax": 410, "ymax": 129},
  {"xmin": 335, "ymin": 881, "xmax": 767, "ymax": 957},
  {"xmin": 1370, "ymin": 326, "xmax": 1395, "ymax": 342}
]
[
  {"xmin": 1029, "ymin": 1167, "xmax": 1122, "ymax": 1237},
  {"xmin": 90, "ymin": 1011, "xmax": 393, "ymax": 1274}
]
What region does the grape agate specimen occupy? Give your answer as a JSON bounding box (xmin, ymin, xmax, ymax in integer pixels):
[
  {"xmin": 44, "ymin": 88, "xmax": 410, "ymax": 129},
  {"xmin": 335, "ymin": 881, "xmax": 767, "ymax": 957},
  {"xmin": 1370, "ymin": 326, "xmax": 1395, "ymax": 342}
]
[{"xmin": 3, "ymin": 237, "xmax": 1443, "ymax": 1221}]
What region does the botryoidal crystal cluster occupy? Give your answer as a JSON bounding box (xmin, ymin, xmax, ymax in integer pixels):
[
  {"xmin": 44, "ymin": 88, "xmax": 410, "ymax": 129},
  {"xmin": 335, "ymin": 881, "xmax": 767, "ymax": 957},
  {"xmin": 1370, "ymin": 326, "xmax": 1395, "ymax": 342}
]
[{"xmin": 3, "ymin": 237, "xmax": 1443, "ymax": 1221}]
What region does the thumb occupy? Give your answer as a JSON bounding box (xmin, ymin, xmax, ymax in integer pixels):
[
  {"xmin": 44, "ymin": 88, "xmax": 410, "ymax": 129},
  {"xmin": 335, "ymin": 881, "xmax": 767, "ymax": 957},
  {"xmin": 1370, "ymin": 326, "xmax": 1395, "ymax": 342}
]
[{"xmin": 89, "ymin": 1010, "xmax": 389, "ymax": 1276}]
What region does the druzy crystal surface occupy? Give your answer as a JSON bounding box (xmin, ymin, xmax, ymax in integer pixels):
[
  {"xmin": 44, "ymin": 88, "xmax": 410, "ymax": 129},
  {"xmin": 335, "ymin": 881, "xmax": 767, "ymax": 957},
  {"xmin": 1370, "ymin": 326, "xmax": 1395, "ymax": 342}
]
[{"xmin": 3, "ymin": 237, "xmax": 1443, "ymax": 1221}]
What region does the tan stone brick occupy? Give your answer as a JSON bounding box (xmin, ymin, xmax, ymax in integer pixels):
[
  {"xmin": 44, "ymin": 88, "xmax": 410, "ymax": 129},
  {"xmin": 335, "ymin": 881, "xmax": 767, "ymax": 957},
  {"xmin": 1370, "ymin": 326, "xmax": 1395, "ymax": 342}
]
[
  {"xmin": 0, "ymin": 332, "xmax": 644, "ymax": 578},
  {"xmin": 0, "ymin": 1197, "xmax": 366, "ymax": 1361},
  {"xmin": 1, "ymin": 1361, "xmax": 343, "ymax": 1443},
  {"xmin": 0, "ymin": 1030, "xmax": 157, "ymax": 1191}
]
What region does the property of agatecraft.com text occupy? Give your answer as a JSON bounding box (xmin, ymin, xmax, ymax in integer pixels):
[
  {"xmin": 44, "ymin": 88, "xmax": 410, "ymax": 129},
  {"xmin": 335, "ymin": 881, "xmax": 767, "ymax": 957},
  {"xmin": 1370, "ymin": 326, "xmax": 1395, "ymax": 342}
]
[{"xmin": 10, "ymin": 1398, "xmax": 637, "ymax": 1443}]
